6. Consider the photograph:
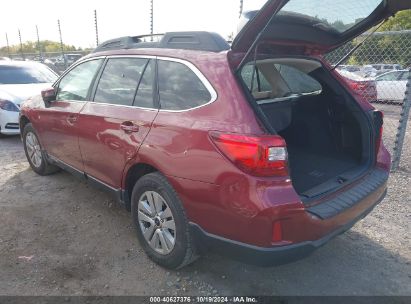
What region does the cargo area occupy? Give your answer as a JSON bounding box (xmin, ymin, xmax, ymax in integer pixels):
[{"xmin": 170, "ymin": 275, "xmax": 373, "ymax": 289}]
[{"xmin": 241, "ymin": 58, "xmax": 372, "ymax": 199}]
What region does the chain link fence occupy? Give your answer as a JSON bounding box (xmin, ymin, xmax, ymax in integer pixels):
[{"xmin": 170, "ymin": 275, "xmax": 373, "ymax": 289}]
[{"xmin": 326, "ymin": 30, "xmax": 411, "ymax": 171}]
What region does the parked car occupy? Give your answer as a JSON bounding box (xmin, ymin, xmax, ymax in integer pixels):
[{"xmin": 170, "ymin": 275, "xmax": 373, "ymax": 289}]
[
  {"xmin": 0, "ymin": 61, "xmax": 57, "ymax": 135},
  {"xmin": 335, "ymin": 65, "xmax": 361, "ymax": 74},
  {"xmin": 375, "ymin": 70, "xmax": 409, "ymax": 103},
  {"xmin": 361, "ymin": 65, "xmax": 378, "ymax": 78},
  {"xmin": 20, "ymin": 0, "xmax": 409, "ymax": 269},
  {"xmin": 336, "ymin": 69, "xmax": 377, "ymax": 103},
  {"xmin": 55, "ymin": 53, "xmax": 83, "ymax": 68},
  {"xmin": 372, "ymin": 63, "xmax": 403, "ymax": 73}
]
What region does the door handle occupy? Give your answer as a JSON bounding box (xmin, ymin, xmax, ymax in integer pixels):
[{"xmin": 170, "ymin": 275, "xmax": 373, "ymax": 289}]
[
  {"xmin": 67, "ymin": 115, "xmax": 78, "ymax": 124},
  {"xmin": 120, "ymin": 121, "xmax": 139, "ymax": 133}
]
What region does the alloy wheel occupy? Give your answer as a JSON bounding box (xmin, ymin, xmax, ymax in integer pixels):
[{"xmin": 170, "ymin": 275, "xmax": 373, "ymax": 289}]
[
  {"xmin": 137, "ymin": 191, "xmax": 176, "ymax": 255},
  {"xmin": 25, "ymin": 132, "xmax": 43, "ymax": 168}
]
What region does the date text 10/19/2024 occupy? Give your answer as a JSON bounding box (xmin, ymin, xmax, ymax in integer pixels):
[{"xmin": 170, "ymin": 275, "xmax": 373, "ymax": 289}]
[{"xmin": 149, "ymin": 297, "xmax": 258, "ymax": 303}]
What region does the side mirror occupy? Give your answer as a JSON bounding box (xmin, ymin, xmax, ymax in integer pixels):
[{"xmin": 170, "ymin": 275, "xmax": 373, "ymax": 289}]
[{"xmin": 41, "ymin": 87, "xmax": 56, "ymax": 103}]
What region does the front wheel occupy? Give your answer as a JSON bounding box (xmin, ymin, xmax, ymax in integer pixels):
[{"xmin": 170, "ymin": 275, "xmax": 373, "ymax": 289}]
[
  {"xmin": 131, "ymin": 172, "xmax": 197, "ymax": 269},
  {"xmin": 22, "ymin": 123, "xmax": 59, "ymax": 176}
]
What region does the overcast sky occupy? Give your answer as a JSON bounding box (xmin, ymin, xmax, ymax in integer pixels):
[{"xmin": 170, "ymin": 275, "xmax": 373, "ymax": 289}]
[{"xmin": 1, "ymin": 0, "xmax": 267, "ymax": 49}]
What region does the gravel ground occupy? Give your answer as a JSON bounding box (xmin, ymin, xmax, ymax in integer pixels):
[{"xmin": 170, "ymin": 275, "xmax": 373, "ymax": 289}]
[{"xmin": 0, "ymin": 119, "xmax": 410, "ymax": 296}]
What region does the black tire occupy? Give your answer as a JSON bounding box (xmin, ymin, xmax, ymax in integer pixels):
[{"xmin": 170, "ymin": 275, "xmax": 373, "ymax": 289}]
[
  {"xmin": 131, "ymin": 172, "xmax": 197, "ymax": 269},
  {"xmin": 22, "ymin": 123, "xmax": 60, "ymax": 176}
]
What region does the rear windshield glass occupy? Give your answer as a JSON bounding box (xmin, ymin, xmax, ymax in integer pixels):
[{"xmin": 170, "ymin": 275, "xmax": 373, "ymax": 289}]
[
  {"xmin": 0, "ymin": 65, "xmax": 57, "ymax": 84},
  {"xmin": 279, "ymin": 0, "xmax": 383, "ymax": 33},
  {"xmin": 241, "ymin": 63, "xmax": 322, "ymax": 101}
]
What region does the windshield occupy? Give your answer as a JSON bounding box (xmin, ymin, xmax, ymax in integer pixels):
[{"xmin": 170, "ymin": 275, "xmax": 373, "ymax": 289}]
[
  {"xmin": 0, "ymin": 64, "xmax": 57, "ymax": 84},
  {"xmin": 279, "ymin": 0, "xmax": 383, "ymax": 33}
]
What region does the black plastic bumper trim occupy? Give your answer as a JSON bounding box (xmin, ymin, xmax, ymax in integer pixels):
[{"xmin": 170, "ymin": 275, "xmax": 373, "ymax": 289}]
[
  {"xmin": 307, "ymin": 168, "xmax": 389, "ymax": 219},
  {"xmin": 190, "ymin": 189, "xmax": 386, "ymax": 266}
]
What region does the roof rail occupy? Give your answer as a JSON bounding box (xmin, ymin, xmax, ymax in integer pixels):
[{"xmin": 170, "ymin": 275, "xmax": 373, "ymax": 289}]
[{"xmin": 92, "ymin": 31, "xmax": 230, "ymax": 53}]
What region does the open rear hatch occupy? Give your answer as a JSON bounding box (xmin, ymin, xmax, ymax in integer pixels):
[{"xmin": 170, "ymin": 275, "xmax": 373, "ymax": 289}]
[
  {"xmin": 232, "ymin": 0, "xmax": 411, "ymax": 61},
  {"xmin": 232, "ymin": 0, "xmax": 410, "ymax": 200}
]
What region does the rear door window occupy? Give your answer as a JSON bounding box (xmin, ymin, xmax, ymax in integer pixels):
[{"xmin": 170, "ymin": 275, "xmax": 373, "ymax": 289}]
[
  {"xmin": 157, "ymin": 60, "xmax": 212, "ymax": 111},
  {"xmin": 94, "ymin": 58, "xmax": 149, "ymax": 106},
  {"xmin": 133, "ymin": 59, "xmax": 155, "ymax": 108}
]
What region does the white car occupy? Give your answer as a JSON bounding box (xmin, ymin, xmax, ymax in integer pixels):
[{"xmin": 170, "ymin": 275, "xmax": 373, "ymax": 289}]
[
  {"xmin": 0, "ymin": 61, "xmax": 57, "ymax": 135},
  {"xmin": 375, "ymin": 70, "xmax": 409, "ymax": 103}
]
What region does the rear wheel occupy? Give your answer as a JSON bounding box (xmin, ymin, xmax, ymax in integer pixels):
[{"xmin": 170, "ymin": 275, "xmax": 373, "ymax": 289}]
[
  {"xmin": 22, "ymin": 123, "xmax": 59, "ymax": 175},
  {"xmin": 131, "ymin": 172, "xmax": 197, "ymax": 269}
]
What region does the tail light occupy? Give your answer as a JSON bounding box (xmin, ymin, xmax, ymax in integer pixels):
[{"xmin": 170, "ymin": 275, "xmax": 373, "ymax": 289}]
[
  {"xmin": 373, "ymin": 110, "xmax": 384, "ymax": 154},
  {"xmin": 272, "ymin": 221, "xmax": 283, "ymax": 243},
  {"xmin": 209, "ymin": 132, "xmax": 288, "ymax": 177},
  {"xmin": 349, "ymin": 80, "xmax": 367, "ymax": 91}
]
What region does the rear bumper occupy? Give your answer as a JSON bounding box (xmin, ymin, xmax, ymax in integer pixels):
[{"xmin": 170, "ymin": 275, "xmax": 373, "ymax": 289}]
[{"xmin": 190, "ymin": 189, "xmax": 387, "ymax": 266}]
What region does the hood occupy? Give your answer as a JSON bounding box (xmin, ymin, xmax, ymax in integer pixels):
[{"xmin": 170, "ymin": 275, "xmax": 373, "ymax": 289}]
[
  {"xmin": 232, "ymin": 0, "xmax": 411, "ymax": 58},
  {"xmin": 0, "ymin": 83, "xmax": 53, "ymax": 105}
]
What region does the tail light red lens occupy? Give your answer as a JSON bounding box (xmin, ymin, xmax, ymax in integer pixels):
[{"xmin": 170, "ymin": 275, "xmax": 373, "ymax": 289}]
[
  {"xmin": 272, "ymin": 221, "xmax": 283, "ymax": 243},
  {"xmin": 209, "ymin": 132, "xmax": 288, "ymax": 177}
]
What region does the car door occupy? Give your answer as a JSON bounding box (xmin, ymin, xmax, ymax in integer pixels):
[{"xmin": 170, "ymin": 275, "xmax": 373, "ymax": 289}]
[
  {"xmin": 376, "ymin": 71, "xmax": 403, "ymax": 101},
  {"xmin": 38, "ymin": 58, "xmax": 104, "ymax": 170},
  {"xmin": 76, "ymin": 57, "xmax": 158, "ymax": 188}
]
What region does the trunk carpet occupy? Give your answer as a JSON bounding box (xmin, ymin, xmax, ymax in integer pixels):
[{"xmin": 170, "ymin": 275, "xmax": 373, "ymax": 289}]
[{"xmin": 287, "ymin": 147, "xmax": 359, "ymax": 194}]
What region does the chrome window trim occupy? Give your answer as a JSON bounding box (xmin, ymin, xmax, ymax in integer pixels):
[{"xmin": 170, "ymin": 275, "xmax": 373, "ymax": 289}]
[
  {"xmin": 106, "ymin": 55, "xmax": 157, "ymax": 60},
  {"xmin": 84, "ymin": 101, "xmax": 158, "ymax": 112}
]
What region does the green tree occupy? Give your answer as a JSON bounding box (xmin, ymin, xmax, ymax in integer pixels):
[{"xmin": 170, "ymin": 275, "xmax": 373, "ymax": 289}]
[
  {"xmin": 327, "ymin": 10, "xmax": 411, "ymax": 67},
  {"xmin": 380, "ymin": 10, "xmax": 411, "ymax": 31},
  {"xmin": 0, "ymin": 40, "xmax": 78, "ymax": 56}
]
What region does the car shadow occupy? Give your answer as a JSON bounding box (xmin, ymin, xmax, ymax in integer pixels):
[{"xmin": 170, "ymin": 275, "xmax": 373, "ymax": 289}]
[{"xmin": 182, "ymin": 229, "xmax": 410, "ymax": 296}]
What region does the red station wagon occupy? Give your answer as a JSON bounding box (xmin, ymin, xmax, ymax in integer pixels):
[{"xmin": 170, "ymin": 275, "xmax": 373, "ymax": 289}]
[{"xmin": 19, "ymin": 0, "xmax": 409, "ymax": 269}]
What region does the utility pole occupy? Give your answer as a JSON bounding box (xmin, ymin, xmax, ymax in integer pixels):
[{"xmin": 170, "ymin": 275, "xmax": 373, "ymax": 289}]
[
  {"xmin": 94, "ymin": 10, "xmax": 99, "ymax": 46},
  {"xmin": 150, "ymin": 0, "xmax": 154, "ymax": 41},
  {"xmin": 18, "ymin": 29, "xmax": 24, "ymax": 60},
  {"xmin": 36, "ymin": 25, "xmax": 41, "ymax": 60},
  {"xmin": 392, "ymin": 68, "xmax": 411, "ymax": 170},
  {"xmin": 5, "ymin": 33, "xmax": 10, "ymax": 58},
  {"xmin": 57, "ymin": 20, "xmax": 67, "ymax": 69},
  {"xmin": 239, "ymin": 0, "xmax": 244, "ymax": 18}
]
